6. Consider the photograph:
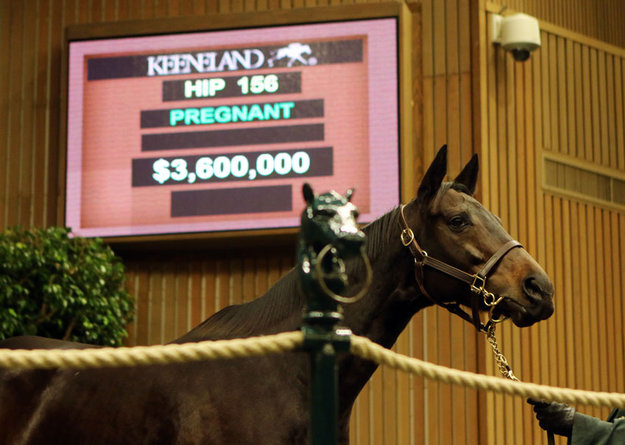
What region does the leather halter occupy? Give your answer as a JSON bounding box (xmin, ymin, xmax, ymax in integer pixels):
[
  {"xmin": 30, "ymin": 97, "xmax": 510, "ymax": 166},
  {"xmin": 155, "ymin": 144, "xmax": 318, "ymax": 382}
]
[{"xmin": 399, "ymin": 205, "xmax": 523, "ymax": 332}]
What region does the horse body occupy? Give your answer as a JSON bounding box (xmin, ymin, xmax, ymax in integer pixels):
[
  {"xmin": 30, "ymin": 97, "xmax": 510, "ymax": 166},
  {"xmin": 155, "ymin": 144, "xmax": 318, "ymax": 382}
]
[{"xmin": 0, "ymin": 146, "xmax": 554, "ymax": 444}]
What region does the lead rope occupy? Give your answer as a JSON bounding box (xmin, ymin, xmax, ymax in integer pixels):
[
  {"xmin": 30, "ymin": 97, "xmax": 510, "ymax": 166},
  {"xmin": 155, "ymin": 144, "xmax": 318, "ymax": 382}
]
[{"xmin": 485, "ymin": 322, "xmax": 556, "ymax": 445}]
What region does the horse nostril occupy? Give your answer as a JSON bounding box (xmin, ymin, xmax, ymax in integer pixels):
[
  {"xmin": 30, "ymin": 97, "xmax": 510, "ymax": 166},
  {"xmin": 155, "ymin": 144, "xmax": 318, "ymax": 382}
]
[{"xmin": 523, "ymin": 275, "xmax": 553, "ymax": 301}]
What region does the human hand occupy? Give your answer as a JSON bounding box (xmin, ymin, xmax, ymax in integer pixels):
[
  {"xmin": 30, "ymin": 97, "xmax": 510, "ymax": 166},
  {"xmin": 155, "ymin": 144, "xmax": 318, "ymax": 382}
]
[{"xmin": 527, "ymin": 398, "xmax": 575, "ymax": 438}]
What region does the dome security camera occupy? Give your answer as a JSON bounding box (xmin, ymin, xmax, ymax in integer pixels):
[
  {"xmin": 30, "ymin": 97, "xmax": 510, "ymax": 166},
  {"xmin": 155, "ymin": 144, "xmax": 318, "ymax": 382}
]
[{"xmin": 491, "ymin": 13, "xmax": 541, "ymax": 62}]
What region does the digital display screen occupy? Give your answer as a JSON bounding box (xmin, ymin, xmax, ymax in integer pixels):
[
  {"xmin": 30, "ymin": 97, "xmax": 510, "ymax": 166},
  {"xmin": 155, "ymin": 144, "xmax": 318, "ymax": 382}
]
[{"xmin": 65, "ymin": 18, "xmax": 400, "ymax": 238}]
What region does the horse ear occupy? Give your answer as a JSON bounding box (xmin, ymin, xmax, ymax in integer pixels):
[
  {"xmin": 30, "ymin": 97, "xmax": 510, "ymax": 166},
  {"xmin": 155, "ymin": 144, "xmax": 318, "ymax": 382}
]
[
  {"xmin": 303, "ymin": 183, "xmax": 315, "ymax": 205},
  {"xmin": 453, "ymin": 154, "xmax": 479, "ymax": 195},
  {"xmin": 417, "ymin": 145, "xmax": 447, "ymax": 202},
  {"xmin": 345, "ymin": 188, "xmax": 354, "ymax": 202}
]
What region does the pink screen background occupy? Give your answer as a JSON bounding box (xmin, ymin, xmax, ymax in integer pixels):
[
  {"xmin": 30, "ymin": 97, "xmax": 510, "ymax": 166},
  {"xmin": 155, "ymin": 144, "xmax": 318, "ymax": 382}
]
[{"xmin": 66, "ymin": 18, "xmax": 399, "ymax": 237}]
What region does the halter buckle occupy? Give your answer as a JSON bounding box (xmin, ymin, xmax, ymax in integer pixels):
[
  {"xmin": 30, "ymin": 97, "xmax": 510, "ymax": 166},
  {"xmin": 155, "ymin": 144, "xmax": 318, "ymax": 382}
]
[
  {"xmin": 483, "ymin": 291, "xmax": 503, "ymax": 307},
  {"xmin": 400, "ymin": 228, "xmax": 415, "ymax": 246},
  {"xmin": 470, "ymin": 275, "xmax": 486, "ymax": 294}
]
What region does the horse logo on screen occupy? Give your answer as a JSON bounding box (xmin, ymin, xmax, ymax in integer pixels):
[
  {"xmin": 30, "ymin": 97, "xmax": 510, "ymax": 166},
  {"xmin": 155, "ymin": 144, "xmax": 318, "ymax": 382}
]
[{"xmin": 267, "ymin": 43, "xmax": 317, "ymax": 68}]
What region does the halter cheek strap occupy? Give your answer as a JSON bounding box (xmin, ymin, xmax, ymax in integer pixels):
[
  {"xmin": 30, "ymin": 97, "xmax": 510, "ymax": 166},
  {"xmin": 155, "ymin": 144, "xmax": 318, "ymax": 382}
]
[{"xmin": 399, "ymin": 205, "xmax": 523, "ymax": 331}]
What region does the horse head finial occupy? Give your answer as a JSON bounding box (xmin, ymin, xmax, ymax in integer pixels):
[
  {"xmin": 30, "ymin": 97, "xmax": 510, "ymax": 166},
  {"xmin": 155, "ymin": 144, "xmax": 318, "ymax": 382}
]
[{"xmin": 298, "ymin": 183, "xmax": 371, "ymax": 308}]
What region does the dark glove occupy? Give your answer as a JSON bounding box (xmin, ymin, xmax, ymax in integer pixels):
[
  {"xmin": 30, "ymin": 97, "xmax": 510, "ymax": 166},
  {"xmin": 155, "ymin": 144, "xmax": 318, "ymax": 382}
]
[{"xmin": 527, "ymin": 398, "xmax": 575, "ymax": 438}]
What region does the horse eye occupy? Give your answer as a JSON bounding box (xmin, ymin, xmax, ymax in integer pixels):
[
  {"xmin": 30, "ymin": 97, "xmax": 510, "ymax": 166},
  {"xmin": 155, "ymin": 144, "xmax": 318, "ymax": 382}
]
[
  {"xmin": 448, "ymin": 216, "xmax": 468, "ymax": 230},
  {"xmin": 316, "ymin": 209, "xmax": 334, "ymax": 217},
  {"xmin": 352, "ymin": 210, "xmax": 360, "ymax": 219}
]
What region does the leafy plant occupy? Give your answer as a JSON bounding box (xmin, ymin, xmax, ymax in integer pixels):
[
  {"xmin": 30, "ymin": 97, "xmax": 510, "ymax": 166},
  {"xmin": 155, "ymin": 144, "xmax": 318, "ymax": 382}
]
[{"xmin": 0, "ymin": 227, "xmax": 134, "ymax": 346}]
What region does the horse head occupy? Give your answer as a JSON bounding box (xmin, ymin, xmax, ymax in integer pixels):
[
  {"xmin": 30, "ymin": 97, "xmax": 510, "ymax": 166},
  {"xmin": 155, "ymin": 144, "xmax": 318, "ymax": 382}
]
[
  {"xmin": 301, "ymin": 183, "xmax": 364, "ymax": 256},
  {"xmin": 401, "ymin": 145, "xmax": 554, "ymax": 328},
  {"xmin": 299, "ymin": 183, "xmax": 366, "ymax": 302}
]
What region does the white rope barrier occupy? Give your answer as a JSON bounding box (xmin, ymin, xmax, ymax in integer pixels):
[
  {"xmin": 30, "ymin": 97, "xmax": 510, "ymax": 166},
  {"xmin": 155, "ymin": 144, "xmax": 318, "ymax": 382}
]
[
  {"xmin": 0, "ymin": 331, "xmax": 304, "ymax": 370},
  {"xmin": 1, "ymin": 331, "xmax": 624, "ymax": 408},
  {"xmin": 350, "ymin": 335, "xmax": 625, "ymax": 408}
]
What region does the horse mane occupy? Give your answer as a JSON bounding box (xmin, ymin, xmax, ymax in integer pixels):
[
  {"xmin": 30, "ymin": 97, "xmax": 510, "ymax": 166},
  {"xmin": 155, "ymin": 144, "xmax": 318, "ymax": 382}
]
[
  {"xmin": 172, "ymin": 206, "xmax": 403, "ymax": 343},
  {"xmin": 361, "ymin": 206, "xmax": 402, "ymax": 262}
]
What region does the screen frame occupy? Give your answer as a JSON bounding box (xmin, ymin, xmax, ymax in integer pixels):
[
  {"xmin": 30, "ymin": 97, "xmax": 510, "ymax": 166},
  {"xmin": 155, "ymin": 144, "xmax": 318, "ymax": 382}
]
[{"xmin": 58, "ymin": 2, "xmax": 415, "ymax": 248}]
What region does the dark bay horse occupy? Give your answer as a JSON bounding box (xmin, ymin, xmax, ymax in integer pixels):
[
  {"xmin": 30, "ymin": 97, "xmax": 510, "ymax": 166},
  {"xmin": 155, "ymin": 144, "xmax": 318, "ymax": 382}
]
[{"xmin": 0, "ymin": 146, "xmax": 554, "ymax": 444}]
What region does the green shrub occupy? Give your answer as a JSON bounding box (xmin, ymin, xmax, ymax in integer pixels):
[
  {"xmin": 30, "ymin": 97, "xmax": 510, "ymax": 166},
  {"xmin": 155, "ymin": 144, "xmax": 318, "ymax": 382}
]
[{"xmin": 0, "ymin": 227, "xmax": 134, "ymax": 346}]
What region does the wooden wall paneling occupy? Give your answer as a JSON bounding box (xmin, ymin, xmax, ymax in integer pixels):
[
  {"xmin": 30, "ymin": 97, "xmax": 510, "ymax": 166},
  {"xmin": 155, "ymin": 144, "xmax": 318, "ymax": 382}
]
[
  {"xmin": 458, "ymin": 0, "xmax": 472, "ymax": 167},
  {"xmin": 5, "ymin": 2, "xmax": 24, "ymax": 227},
  {"xmin": 597, "ymin": 51, "xmax": 609, "ymax": 167},
  {"xmin": 542, "ymin": 195, "xmax": 556, "ymax": 386},
  {"xmin": 594, "ymin": 209, "xmax": 608, "ymax": 408},
  {"xmin": 164, "ymin": 264, "xmax": 178, "ymax": 341},
  {"xmin": 438, "ymin": 313, "xmax": 453, "ymax": 445},
  {"xmin": 615, "ymin": 58, "xmax": 625, "ymax": 171},
  {"xmin": 581, "ymin": 46, "xmax": 593, "ymax": 162},
  {"xmin": 445, "ymin": 0, "xmax": 460, "ymax": 174},
  {"xmin": 450, "ymin": 320, "xmax": 466, "ymax": 445},
  {"xmin": 553, "ymin": 197, "xmax": 567, "ymax": 388},
  {"xmin": 382, "ymin": 359, "xmax": 398, "ymax": 444},
  {"xmin": 395, "ymin": 326, "xmax": 410, "ymax": 444},
  {"xmin": 603, "ymin": 211, "xmax": 616, "ymax": 393},
  {"xmin": 567, "ymin": 202, "xmax": 583, "ymax": 414},
  {"xmin": 548, "ymin": 34, "xmax": 559, "ymax": 153},
  {"xmin": 572, "ymin": 42, "xmax": 583, "ymax": 160},
  {"xmin": 32, "ymin": 0, "xmax": 50, "ymax": 228},
  {"xmin": 475, "ymin": 3, "xmax": 490, "ymax": 207},
  {"xmin": 228, "ymin": 257, "xmax": 242, "ymax": 307},
  {"xmin": 188, "ymin": 259, "xmax": 203, "ymax": 330},
  {"xmin": 177, "ymin": 261, "xmax": 192, "ymax": 337},
  {"xmin": 47, "ymin": 0, "xmax": 63, "ymax": 228},
  {"xmin": 128, "ymin": 260, "xmax": 150, "ymax": 346},
  {"xmin": 242, "ymin": 257, "xmax": 255, "ymax": 303},
  {"xmin": 561, "ymin": 199, "xmax": 576, "ymax": 386},
  {"xmin": 590, "ymin": 49, "xmax": 601, "ymax": 164},
  {"xmin": 576, "ymin": 203, "xmax": 592, "ymax": 398},
  {"xmin": 145, "ymin": 262, "xmax": 159, "ymax": 345},
  {"xmin": 515, "ymin": 62, "xmax": 527, "ymax": 244},
  {"xmin": 463, "ymin": 326, "xmax": 480, "ymax": 444},
  {"xmin": 370, "ymin": 363, "xmax": 384, "ymax": 444},
  {"xmin": 565, "ymin": 40, "xmax": 576, "ymax": 159},
  {"xmin": 496, "ymin": 48, "xmax": 508, "ymax": 220},
  {"xmin": 585, "ymin": 205, "xmax": 602, "ymax": 419},
  {"xmin": 506, "ymin": 54, "xmax": 518, "ymax": 237},
  {"xmin": 611, "ymin": 212, "xmax": 624, "ymax": 395},
  {"xmin": 123, "ymin": 264, "xmax": 138, "ymax": 345},
  {"xmin": 539, "ymin": 31, "xmax": 551, "ymax": 154},
  {"xmin": 19, "ymin": 2, "xmax": 36, "ymax": 227},
  {"xmin": 606, "ymin": 55, "xmax": 617, "ymax": 169},
  {"xmin": 556, "ymin": 36, "xmax": 568, "ymax": 156},
  {"xmin": 204, "ymin": 258, "xmax": 214, "ymax": 320},
  {"xmin": 214, "ymin": 259, "xmax": 228, "ymax": 317},
  {"xmin": 410, "ymin": 314, "xmax": 426, "ymax": 445},
  {"xmin": 620, "ymin": 215, "xmax": 625, "ymax": 392}
]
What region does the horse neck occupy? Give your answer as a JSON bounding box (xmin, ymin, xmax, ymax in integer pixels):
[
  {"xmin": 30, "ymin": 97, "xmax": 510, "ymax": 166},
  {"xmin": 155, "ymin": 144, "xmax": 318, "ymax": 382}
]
[{"xmin": 336, "ymin": 209, "xmax": 431, "ymax": 419}]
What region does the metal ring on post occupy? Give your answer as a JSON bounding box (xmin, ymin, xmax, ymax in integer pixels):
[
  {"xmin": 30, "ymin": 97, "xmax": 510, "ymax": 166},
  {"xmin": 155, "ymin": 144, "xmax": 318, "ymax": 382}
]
[{"xmin": 314, "ymin": 244, "xmax": 373, "ymax": 304}]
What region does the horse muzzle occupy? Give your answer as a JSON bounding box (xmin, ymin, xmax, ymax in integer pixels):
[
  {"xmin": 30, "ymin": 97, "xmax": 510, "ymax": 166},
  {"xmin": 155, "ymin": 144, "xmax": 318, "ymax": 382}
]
[{"xmin": 495, "ymin": 279, "xmax": 554, "ymax": 327}]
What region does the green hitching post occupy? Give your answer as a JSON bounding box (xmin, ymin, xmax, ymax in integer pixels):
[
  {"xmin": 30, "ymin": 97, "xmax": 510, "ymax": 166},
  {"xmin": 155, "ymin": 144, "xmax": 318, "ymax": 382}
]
[{"xmin": 297, "ymin": 184, "xmax": 370, "ymax": 445}]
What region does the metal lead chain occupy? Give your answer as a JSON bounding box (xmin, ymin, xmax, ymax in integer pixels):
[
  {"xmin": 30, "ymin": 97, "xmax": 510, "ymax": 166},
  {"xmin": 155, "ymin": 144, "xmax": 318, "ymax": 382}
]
[
  {"xmin": 485, "ymin": 322, "xmax": 519, "ymax": 382},
  {"xmin": 485, "ymin": 323, "xmax": 556, "ymax": 445}
]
